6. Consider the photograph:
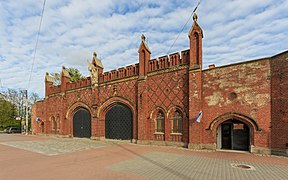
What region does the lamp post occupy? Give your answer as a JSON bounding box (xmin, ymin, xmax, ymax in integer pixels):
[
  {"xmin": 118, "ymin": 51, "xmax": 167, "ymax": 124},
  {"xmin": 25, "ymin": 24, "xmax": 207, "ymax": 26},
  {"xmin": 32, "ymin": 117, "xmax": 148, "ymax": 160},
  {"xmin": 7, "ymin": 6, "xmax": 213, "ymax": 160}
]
[{"xmin": 25, "ymin": 90, "xmax": 29, "ymax": 135}]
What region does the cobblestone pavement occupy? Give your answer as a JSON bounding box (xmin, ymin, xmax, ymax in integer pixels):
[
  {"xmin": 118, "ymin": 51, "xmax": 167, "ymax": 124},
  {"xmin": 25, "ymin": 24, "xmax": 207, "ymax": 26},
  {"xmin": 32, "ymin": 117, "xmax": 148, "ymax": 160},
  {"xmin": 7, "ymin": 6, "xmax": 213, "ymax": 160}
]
[
  {"xmin": 0, "ymin": 137, "xmax": 108, "ymax": 155},
  {"xmin": 110, "ymin": 151, "xmax": 288, "ymax": 180},
  {"xmin": 0, "ymin": 134, "xmax": 287, "ymax": 180}
]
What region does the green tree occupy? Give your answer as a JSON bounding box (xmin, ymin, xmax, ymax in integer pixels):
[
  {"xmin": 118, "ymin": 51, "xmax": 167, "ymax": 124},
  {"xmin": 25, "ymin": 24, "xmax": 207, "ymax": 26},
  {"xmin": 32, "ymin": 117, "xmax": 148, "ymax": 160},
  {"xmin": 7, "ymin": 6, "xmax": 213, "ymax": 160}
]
[
  {"xmin": 0, "ymin": 97, "xmax": 18, "ymax": 130},
  {"xmin": 68, "ymin": 68, "xmax": 83, "ymax": 82},
  {"xmin": 51, "ymin": 67, "xmax": 83, "ymax": 85}
]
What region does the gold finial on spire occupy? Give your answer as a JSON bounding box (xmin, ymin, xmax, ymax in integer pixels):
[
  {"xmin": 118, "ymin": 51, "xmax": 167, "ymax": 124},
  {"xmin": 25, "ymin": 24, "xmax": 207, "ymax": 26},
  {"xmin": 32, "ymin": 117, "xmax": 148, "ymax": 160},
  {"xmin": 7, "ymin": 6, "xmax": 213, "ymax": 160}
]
[
  {"xmin": 193, "ymin": 13, "xmax": 198, "ymax": 22},
  {"xmin": 141, "ymin": 34, "xmax": 146, "ymax": 41}
]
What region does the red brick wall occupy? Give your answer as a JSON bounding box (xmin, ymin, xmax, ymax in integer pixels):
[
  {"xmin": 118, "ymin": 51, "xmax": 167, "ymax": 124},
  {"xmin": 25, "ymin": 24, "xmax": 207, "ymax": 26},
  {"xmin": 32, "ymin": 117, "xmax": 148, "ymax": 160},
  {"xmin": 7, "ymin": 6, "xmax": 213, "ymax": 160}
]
[
  {"xmin": 200, "ymin": 59, "xmax": 271, "ymax": 148},
  {"xmin": 31, "ymin": 100, "xmax": 45, "ymax": 133},
  {"xmin": 144, "ymin": 67, "xmax": 189, "ymax": 143},
  {"xmin": 271, "ymin": 51, "xmax": 288, "ymax": 151}
]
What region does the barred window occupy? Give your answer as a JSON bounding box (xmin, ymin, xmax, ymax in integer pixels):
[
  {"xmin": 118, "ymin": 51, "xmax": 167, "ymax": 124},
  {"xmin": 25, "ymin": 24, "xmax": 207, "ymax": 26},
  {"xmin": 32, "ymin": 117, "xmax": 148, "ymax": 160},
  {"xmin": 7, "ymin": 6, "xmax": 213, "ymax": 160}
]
[
  {"xmin": 156, "ymin": 111, "xmax": 165, "ymax": 133},
  {"xmin": 172, "ymin": 111, "xmax": 182, "ymax": 133}
]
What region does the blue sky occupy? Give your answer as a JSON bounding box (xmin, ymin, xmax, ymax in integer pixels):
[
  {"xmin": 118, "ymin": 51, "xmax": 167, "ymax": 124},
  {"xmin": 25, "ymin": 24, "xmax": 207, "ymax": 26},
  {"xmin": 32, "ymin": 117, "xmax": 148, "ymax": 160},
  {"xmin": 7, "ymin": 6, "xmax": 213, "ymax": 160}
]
[{"xmin": 0, "ymin": 0, "xmax": 287, "ymax": 97}]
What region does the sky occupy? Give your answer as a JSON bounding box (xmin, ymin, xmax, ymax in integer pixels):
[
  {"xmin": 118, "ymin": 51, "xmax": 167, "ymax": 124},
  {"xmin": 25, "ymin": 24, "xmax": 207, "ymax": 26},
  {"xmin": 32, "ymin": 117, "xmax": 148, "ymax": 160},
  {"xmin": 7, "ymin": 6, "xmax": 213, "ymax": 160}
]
[{"xmin": 0, "ymin": 0, "xmax": 287, "ymax": 98}]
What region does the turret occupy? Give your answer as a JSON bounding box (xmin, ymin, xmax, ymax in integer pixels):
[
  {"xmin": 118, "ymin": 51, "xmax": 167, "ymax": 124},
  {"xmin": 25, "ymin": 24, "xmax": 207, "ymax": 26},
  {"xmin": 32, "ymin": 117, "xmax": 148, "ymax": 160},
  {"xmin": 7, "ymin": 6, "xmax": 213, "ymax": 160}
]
[
  {"xmin": 188, "ymin": 13, "xmax": 203, "ymax": 69},
  {"xmin": 45, "ymin": 72, "xmax": 54, "ymax": 97},
  {"xmin": 138, "ymin": 34, "xmax": 151, "ymax": 78},
  {"xmin": 61, "ymin": 66, "xmax": 71, "ymax": 91}
]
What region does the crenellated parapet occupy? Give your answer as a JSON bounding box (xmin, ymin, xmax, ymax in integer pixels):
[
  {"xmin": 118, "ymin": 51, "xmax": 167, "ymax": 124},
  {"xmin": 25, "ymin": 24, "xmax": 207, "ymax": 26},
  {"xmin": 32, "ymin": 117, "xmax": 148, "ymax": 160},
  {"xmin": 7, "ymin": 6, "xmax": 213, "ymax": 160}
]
[
  {"xmin": 49, "ymin": 85, "xmax": 61, "ymax": 94},
  {"xmin": 100, "ymin": 63, "xmax": 139, "ymax": 82},
  {"xmin": 66, "ymin": 77, "xmax": 91, "ymax": 91},
  {"xmin": 147, "ymin": 50, "xmax": 189, "ymax": 73},
  {"xmin": 98, "ymin": 49, "xmax": 190, "ymax": 83}
]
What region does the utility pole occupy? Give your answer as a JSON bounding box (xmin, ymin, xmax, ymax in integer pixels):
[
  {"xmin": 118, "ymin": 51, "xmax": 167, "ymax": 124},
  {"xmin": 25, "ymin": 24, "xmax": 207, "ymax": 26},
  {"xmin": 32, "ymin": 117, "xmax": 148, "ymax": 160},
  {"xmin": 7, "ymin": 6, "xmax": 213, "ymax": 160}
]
[{"xmin": 25, "ymin": 90, "xmax": 29, "ymax": 135}]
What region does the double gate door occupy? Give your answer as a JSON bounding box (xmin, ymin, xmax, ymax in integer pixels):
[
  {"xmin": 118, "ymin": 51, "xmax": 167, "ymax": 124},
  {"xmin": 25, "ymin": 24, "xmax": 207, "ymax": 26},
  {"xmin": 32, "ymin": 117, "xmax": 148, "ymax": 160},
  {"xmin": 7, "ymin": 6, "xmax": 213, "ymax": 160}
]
[
  {"xmin": 73, "ymin": 108, "xmax": 91, "ymax": 138},
  {"xmin": 105, "ymin": 104, "xmax": 133, "ymax": 140}
]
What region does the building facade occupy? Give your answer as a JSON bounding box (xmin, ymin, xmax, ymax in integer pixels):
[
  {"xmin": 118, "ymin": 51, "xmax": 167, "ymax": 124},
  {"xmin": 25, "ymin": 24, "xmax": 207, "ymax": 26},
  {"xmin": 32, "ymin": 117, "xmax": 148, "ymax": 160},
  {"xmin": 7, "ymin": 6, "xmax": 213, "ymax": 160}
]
[{"xmin": 31, "ymin": 16, "xmax": 288, "ymax": 156}]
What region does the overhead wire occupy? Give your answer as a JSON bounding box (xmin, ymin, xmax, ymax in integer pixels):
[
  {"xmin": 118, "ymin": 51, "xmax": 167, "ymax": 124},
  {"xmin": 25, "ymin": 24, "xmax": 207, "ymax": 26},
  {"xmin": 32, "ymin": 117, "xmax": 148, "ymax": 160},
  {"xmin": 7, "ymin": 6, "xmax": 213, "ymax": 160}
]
[
  {"xmin": 27, "ymin": 0, "xmax": 47, "ymax": 91},
  {"xmin": 166, "ymin": 0, "xmax": 201, "ymax": 55}
]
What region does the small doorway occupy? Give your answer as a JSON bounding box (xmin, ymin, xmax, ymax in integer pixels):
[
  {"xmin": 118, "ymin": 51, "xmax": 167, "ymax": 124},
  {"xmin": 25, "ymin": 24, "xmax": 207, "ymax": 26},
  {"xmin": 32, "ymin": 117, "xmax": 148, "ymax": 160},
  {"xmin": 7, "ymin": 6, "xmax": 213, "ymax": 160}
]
[
  {"xmin": 217, "ymin": 120, "xmax": 250, "ymax": 151},
  {"xmin": 41, "ymin": 122, "xmax": 44, "ymax": 133},
  {"xmin": 222, "ymin": 123, "xmax": 232, "ymax": 149}
]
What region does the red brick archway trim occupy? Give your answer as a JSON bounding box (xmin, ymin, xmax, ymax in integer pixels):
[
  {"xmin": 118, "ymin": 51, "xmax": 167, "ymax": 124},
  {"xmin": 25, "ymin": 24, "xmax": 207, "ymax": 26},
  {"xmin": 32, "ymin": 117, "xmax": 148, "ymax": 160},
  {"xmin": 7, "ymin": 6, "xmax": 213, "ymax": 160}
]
[
  {"xmin": 66, "ymin": 101, "xmax": 92, "ymax": 120},
  {"xmin": 206, "ymin": 112, "xmax": 261, "ymax": 132},
  {"xmin": 65, "ymin": 101, "xmax": 92, "ymax": 137},
  {"xmin": 206, "ymin": 112, "xmax": 261, "ymax": 146},
  {"xmin": 97, "ymin": 96, "xmax": 137, "ymax": 140}
]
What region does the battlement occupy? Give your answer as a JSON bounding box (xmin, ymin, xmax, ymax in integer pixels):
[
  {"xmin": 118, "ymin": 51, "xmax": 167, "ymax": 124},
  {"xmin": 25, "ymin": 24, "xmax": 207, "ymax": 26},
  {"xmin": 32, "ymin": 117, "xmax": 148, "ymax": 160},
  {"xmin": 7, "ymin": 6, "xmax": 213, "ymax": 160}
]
[
  {"xmin": 98, "ymin": 50, "xmax": 190, "ymax": 83},
  {"xmin": 148, "ymin": 49, "xmax": 189, "ymax": 72},
  {"xmin": 46, "ymin": 77, "xmax": 92, "ymax": 96},
  {"xmin": 48, "ymin": 85, "xmax": 61, "ymax": 95},
  {"xmin": 66, "ymin": 77, "xmax": 91, "ymax": 91},
  {"xmin": 100, "ymin": 63, "xmax": 139, "ymax": 83},
  {"xmin": 45, "ymin": 49, "xmax": 191, "ymax": 96}
]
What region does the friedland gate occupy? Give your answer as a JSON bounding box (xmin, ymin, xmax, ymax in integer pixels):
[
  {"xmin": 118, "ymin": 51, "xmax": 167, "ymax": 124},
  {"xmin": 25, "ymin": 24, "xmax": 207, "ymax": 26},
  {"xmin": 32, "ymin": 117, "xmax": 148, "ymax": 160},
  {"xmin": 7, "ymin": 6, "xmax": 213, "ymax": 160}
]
[{"xmin": 32, "ymin": 14, "xmax": 288, "ymax": 156}]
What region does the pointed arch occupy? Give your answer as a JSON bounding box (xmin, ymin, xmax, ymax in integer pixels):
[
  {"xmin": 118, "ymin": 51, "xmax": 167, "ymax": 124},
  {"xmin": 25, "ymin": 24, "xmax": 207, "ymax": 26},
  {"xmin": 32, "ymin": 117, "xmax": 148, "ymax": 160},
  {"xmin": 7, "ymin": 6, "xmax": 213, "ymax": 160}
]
[
  {"xmin": 206, "ymin": 112, "xmax": 261, "ymax": 132},
  {"xmin": 97, "ymin": 96, "xmax": 136, "ymax": 118},
  {"xmin": 167, "ymin": 106, "xmax": 185, "ymax": 134},
  {"xmin": 98, "ymin": 96, "xmax": 137, "ymax": 140},
  {"xmin": 149, "ymin": 106, "xmax": 167, "ymax": 120},
  {"xmin": 66, "ymin": 101, "xmax": 92, "ymax": 120}
]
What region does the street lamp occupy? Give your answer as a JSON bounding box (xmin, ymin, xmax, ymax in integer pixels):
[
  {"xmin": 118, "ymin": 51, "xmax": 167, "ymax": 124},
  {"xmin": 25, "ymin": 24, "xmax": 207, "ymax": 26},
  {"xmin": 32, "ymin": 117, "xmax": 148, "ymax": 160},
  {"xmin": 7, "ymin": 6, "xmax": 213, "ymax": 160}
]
[{"xmin": 24, "ymin": 90, "xmax": 29, "ymax": 135}]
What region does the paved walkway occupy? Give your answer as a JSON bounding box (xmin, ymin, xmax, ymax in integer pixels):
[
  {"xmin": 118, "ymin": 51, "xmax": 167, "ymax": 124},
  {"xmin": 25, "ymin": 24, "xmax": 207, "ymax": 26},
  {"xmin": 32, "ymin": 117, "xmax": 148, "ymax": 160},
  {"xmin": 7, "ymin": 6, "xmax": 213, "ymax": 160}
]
[{"xmin": 0, "ymin": 134, "xmax": 287, "ymax": 180}]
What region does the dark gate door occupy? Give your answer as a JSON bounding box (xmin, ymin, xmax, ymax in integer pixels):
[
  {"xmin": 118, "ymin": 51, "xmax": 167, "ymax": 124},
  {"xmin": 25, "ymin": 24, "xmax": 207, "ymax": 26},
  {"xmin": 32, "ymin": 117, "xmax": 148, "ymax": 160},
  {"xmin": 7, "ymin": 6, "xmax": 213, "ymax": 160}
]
[
  {"xmin": 221, "ymin": 123, "xmax": 232, "ymax": 149},
  {"xmin": 232, "ymin": 123, "xmax": 249, "ymax": 151},
  {"xmin": 105, "ymin": 104, "xmax": 132, "ymax": 140},
  {"xmin": 221, "ymin": 120, "xmax": 250, "ymax": 151},
  {"xmin": 73, "ymin": 108, "xmax": 91, "ymax": 138}
]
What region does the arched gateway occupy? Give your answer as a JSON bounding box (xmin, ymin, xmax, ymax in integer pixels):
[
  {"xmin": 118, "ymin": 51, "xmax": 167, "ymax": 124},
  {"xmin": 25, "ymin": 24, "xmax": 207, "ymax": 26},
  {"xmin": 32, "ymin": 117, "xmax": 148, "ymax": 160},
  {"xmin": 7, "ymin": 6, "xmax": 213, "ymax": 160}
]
[
  {"xmin": 73, "ymin": 108, "xmax": 91, "ymax": 138},
  {"xmin": 105, "ymin": 104, "xmax": 133, "ymax": 140},
  {"xmin": 209, "ymin": 112, "xmax": 259, "ymax": 152},
  {"xmin": 217, "ymin": 119, "xmax": 250, "ymax": 151}
]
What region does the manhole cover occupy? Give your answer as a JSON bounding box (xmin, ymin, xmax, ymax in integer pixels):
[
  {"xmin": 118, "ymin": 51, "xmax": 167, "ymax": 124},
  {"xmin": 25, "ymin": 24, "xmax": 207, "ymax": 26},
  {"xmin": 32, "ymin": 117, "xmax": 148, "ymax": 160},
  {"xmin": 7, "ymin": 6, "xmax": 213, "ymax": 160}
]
[{"xmin": 231, "ymin": 163, "xmax": 255, "ymax": 170}]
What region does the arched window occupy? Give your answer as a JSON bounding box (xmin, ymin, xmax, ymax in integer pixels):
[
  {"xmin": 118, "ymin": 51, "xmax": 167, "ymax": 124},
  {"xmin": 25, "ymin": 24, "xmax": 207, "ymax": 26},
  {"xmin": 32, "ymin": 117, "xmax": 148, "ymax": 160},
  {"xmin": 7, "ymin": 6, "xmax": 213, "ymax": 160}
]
[
  {"xmin": 52, "ymin": 118, "xmax": 57, "ymax": 131},
  {"xmin": 51, "ymin": 116, "xmax": 57, "ymax": 131},
  {"xmin": 172, "ymin": 111, "xmax": 182, "ymax": 133},
  {"xmin": 156, "ymin": 111, "xmax": 165, "ymax": 133},
  {"xmin": 56, "ymin": 116, "xmax": 60, "ymax": 131}
]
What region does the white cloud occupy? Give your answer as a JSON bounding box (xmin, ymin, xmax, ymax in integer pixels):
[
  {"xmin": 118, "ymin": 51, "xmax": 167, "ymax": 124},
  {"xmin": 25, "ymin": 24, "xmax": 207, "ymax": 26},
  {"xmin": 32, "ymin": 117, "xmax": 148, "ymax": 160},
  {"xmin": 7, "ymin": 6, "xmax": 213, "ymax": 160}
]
[{"xmin": 0, "ymin": 0, "xmax": 287, "ymax": 97}]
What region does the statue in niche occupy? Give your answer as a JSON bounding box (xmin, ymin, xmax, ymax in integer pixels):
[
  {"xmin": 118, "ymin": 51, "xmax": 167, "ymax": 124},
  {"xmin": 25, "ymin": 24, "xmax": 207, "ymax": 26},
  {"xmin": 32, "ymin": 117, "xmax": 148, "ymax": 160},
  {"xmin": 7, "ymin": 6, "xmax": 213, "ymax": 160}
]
[{"xmin": 88, "ymin": 52, "xmax": 99, "ymax": 85}]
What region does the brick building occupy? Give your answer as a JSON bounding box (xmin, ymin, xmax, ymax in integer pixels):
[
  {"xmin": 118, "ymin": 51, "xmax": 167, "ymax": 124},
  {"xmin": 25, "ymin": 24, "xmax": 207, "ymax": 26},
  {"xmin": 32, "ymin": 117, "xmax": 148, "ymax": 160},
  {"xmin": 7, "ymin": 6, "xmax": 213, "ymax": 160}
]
[{"xmin": 31, "ymin": 15, "xmax": 288, "ymax": 156}]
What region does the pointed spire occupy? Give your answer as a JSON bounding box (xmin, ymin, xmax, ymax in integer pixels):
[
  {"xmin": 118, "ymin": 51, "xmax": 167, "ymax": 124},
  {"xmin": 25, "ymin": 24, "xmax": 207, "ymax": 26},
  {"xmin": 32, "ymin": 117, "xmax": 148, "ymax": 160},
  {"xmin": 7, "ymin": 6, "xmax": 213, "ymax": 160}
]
[
  {"xmin": 141, "ymin": 34, "xmax": 146, "ymax": 41},
  {"xmin": 188, "ymin": 13, "xmax": 203, "ymax": 38},
  {"xmin": 138, "ymin": 34, "xmax": 151, "ymax": 54}
]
